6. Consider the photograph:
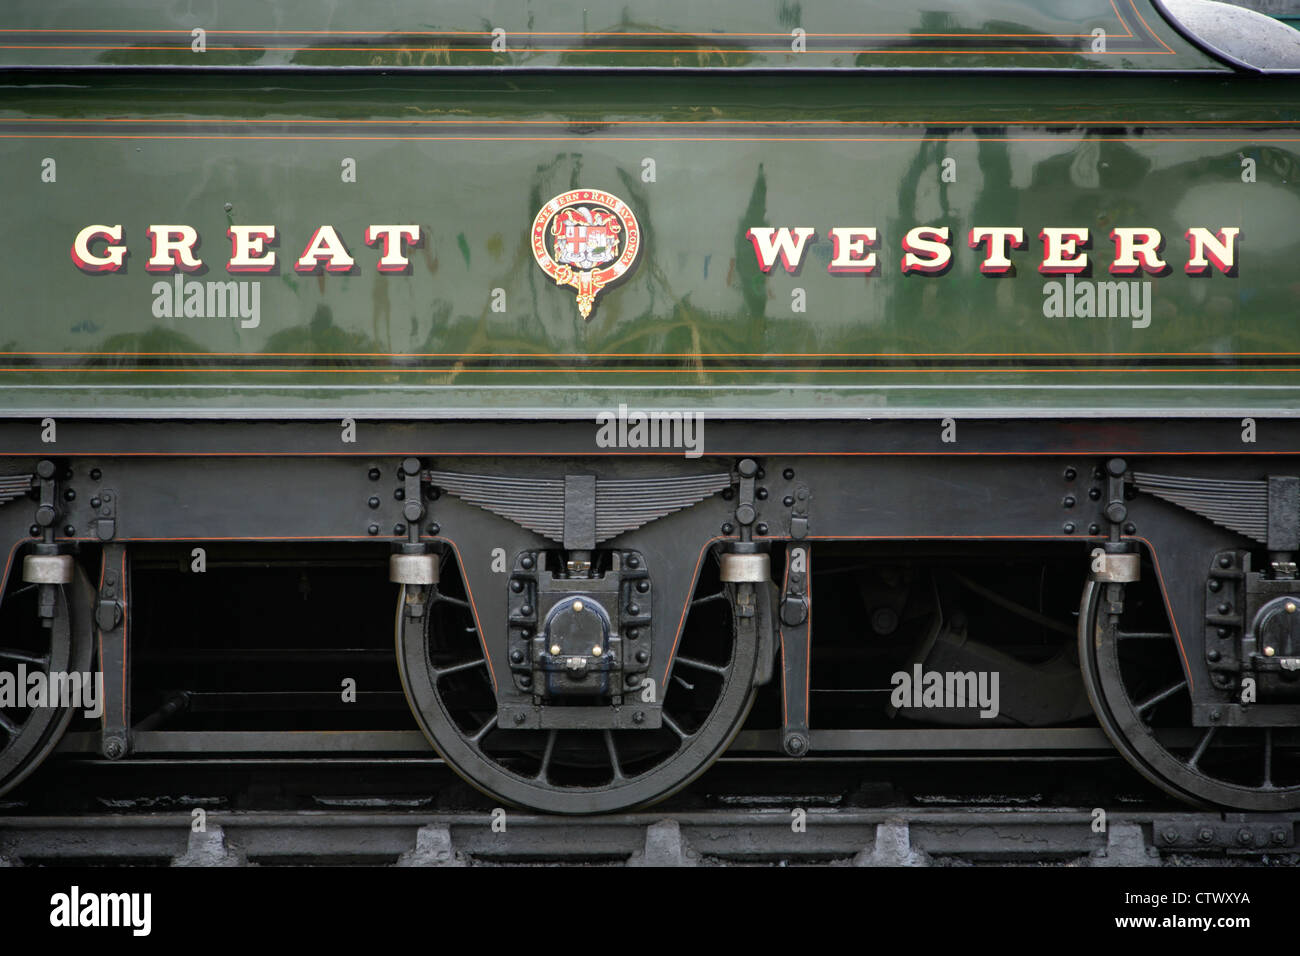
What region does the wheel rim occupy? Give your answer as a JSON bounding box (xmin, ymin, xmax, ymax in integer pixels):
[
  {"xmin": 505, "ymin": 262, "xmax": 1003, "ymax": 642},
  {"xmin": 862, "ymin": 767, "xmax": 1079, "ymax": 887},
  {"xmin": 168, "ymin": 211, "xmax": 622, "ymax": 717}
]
[
  {"xmin": 1080, "ymin": 578, "xmax": 1300, "ymax": 811},
  {"xmin": 0, "ymin": 562, "xmax": 95, "ymax": 797},
  {"xmin": 396, "ymin": 550, "xmax": 760, "ymax": 814}
]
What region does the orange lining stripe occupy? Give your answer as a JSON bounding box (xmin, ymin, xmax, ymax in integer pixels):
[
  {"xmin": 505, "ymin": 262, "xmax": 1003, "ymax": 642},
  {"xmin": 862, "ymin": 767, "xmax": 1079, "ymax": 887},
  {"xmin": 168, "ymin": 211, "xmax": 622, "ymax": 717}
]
[
  {"xmin": 4, "ymin": 351, "xmax": 1300, "ymax": 359},
  {"xmin": 4, "ymin": 366, "xmax": 1300, "ymax": 375},
  {"xmin": 0, "ymin": 135, "xmax": 1284, "ymax": 143}
]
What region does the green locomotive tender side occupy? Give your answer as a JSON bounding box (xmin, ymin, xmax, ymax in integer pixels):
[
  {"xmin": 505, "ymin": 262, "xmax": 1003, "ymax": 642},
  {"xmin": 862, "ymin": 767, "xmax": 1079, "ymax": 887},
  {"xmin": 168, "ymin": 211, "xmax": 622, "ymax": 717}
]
[{"xmin": 2, "ymin": 1, "xmax": 1300, "ymax": 820}]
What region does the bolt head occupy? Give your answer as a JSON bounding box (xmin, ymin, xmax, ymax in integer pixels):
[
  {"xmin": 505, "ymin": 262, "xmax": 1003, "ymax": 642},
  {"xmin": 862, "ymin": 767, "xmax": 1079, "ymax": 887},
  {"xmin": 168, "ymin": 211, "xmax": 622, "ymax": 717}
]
[
  {"xmin": 633, "ymin": 711, "xmax": 645, "ymax": 724},
  {"xmin": 514, "ymin": 712, "xmax": 526, "ymax": 725},
  {"xmin": 1198, "ymin": 828, "xmax": 1214, "ymax": 843}
]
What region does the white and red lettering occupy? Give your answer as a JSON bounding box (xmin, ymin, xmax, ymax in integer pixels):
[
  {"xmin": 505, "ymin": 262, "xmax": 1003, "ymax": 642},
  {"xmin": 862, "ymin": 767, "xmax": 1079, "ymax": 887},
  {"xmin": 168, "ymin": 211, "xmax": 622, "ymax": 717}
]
[
  {"xmin": 968, "ymin": 226, "xmax": 1024, "ymax": 275},
  {"xmin": 294, "ymin": 225, "xmax": 356, "ymax": 273},
  {"xmin": 1109, "ymin": 227, "xmax": 1166, "ymax": 275},
  {"xmin": 827, "ymin": 227, "xmax": 879, "ymax": 274},
  {"xmin": 70, "ymin": 224, "xmax": 126, "ymax": 273},
  {"xmin": 364, "ymin": 225, "xmax": 421, "ymax": 273},
  {"xmin": 1038, "ymin": 227, "xmax": 1090, "ymax": 275},
  {"xmin": 226, "ymin": 225, "xmax": 277, "ymax": 273},
  {"xmin": 900, "ymin": 226, "xmax": 951, "ymax": 275},
  {"xmin": 745, "ymin": 227, "xmax": 816, "ymax": 273},
  {"xmin": 145, "ymin": 225, "xmax": 203, "ymax": 273},
  {"xmin": 1184, "ymin": 227, "xmax": 1240, "ymax": 276}
]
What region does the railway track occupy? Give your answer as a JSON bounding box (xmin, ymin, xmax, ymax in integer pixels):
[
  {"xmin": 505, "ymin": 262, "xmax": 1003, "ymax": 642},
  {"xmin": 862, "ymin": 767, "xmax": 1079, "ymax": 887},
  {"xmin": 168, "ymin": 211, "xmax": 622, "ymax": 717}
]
[
  {"xmin": 2, "ymin": 807, "xmax": 1296, "ymax": 867},
  {"xmin": 2, "ymin": 755, "xmax": 1296, "ymax": 866}
]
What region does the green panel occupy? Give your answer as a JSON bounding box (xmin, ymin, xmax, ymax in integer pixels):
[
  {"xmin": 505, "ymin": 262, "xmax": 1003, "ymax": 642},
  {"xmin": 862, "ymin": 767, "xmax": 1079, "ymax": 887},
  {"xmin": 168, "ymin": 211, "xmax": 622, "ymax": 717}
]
[
  {"xmin": 0, "ymin": 0, "xmax": 1225, "ymax": 71},
  {"xmin": 0, "ymin": 69, "xmax": 1297, "ymax": 417}
]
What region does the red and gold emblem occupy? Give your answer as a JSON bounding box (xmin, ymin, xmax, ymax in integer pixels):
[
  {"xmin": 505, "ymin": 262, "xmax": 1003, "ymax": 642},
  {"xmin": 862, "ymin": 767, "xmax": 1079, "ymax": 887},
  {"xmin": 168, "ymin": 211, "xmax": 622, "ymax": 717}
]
[{"xmin": 531, "ymin": 189, "xmax": 641, "ymax": 319}]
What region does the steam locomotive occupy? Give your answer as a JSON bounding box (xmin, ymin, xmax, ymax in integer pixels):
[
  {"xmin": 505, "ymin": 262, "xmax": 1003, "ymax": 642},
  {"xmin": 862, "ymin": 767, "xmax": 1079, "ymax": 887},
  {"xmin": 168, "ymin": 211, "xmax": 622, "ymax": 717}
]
[{"xmin": 2, "ymin": 0, "xmax": 1300, "ymax": 814}]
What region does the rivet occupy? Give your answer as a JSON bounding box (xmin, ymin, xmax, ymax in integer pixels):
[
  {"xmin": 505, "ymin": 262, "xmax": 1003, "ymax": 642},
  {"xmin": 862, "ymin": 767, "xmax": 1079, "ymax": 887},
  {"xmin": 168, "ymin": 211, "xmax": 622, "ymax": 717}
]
[
  {"xmin": 783, "ymin": 495, "xmax": 794, "ymax": 507},
  {"xmin": 722, "ymin": 523, "xmax": 734, "ymax": 535},
  {"xmin": 783, "ymin": 468, "xmax": 795, "ymax": 480},
  {"xmin": 427, "ymin": 523, "xmax": 440, "ymax": 535},
  {"xmin": 367, "ymin": 524, "xmax": 379, "ymax": 535},
  {"xmin": 514, "ymin": 712, "xmax": 526, "ymax": 725},
  {"xmin": 756, "ymin": 487, "xmax": 768, "ymax": 500},
  {"xmin": 592, "ymin": 645, "xmax": 603, "ymax": 656},
  {"xmin": 550, "ymin": 644, "xmax": 561, "ymax": 655},
  {"xmin": 393, "ymin": 524, "xmax": 405, "ymax": 535},
  {"xmin": 1218, "ymin": 603, "xmax": 1231, "ymax": 615},
  {"xmin": 637, "ymin": 580, "xmax": 650, "ymax": 592},
  {"xmin": 1219, "ymin": 555, "xmax": 1233, "ymax": 568},
  {"xmin": 627, "ymin": 603, "xmax": 640, "ymax": 615},
  {"xmin": 1063, "ymin": 467, "xmax": 1077, "ymax": 481},
  {"xmin": 1265, "ymin": 646, "xmax": 1276, "ymax": 657},
  {"xmin": 368, "ymin": 468, "xmax": 381, "ymax": 481},
  {"xmin": 368, "ymin": 496, "xmax": 380, "ymax": 509},
  {"xmin": 573, "ymin": 600, "xmax": 584, "ymax": 612},
  {"xmin": 1208, "ymin": 580, "xmax": 1221, "ymax": 592},
  {"xmin": 1063, "ymin": 523, "xmax": 1075, "ymax": 534},
  {"xmin": 89, "ymin": 468, "xmax": 102, "ymax": 481},
  {"xmin": 510, "ymin": 580, "xmax": 523, "ymax": 593},
  {"xmin": 1287, "ymin": 602, "xmax": 1297, "ymax": 614},
  {"xmin": 521, "ymin": 555, "xmax": 535, "ymax": 570},
  {"xmin": 625, "ymin": 554, "xmax": 640, "ymax": 568},
  {"xmin": 756, "ymin": 523, "xmax": 769, "ymax": 535}
]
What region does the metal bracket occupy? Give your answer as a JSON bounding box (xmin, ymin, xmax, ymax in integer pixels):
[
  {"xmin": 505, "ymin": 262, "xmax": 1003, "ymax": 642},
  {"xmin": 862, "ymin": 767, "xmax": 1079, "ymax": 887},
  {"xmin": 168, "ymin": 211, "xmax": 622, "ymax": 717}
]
[
  {"xmin": 1153, "ymin": 816, "xmax": 1294, "ymax": 851},
  {"xmin": 96, "ymin": 543, "xmax": 130, "ymax": 760},
  {"xmin": 779, "ymin": 542, "xmax": 811, "ymax": 757}
]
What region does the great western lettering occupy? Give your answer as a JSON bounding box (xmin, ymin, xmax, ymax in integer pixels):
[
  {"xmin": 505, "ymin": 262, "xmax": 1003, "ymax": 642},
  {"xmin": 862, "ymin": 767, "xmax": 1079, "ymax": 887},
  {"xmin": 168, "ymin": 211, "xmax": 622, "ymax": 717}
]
[{"xmin": 744, "ymin": 225, "xmax": 1239, "ymax": 276}]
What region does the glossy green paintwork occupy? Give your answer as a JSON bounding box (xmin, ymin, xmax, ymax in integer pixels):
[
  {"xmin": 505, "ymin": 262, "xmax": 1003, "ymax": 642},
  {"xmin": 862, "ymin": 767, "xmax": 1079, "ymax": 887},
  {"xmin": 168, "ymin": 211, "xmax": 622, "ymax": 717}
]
[
  {"xmin": 0, "ymin": 0, "xmax": 1224, "ymax": 71},
  {"xmin": 0, "ymin": 6, "xmax": 1297, "ymax": 418}
]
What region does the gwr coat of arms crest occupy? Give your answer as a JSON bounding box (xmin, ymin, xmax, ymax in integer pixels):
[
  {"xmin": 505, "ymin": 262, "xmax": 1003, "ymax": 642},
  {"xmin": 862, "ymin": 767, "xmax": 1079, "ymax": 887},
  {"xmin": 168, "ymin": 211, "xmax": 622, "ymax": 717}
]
[{"xmin": 531, "ymin": 189, "xmax": 641, "ymax": 319}]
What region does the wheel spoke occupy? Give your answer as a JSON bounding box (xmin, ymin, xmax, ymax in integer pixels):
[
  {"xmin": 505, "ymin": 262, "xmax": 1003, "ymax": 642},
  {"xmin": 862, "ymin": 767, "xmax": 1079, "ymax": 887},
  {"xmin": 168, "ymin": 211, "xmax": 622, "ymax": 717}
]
[
  {"xmin": 671, "ymin": 674, "xmax": 696, "ymax": 692},
  {"xmin": 435, "ymin": 595, "xmax": 472, "ymax": 611},
  {"xmin": 1134, "ymin": 679, "xmax": 1187, "ymax": 717},
  {"xmin": 603, "ymin": 730, "xmax": 625, "ymax": 782},
  {"xmin": 662, "ymin": 711, "xmax": 692, "ymax": 742},
  {"xmin": 691, "ymin": 591, "xmax": 727, "ymax": 608},
  {"xmin": 0, "ymin": 709, "xmax": 20, "ymax": 736},
  {"xmin": 1263, "ymin": 728, "xmax": 1274, "ymax": 789},
  {"xmin": 432, "ymin": 657, "xmax": 487, "ymax": 679},
  {"xmin": 534, "ymin": 730, "xmax": 557, "ymax": 783},
  {"xmin": 0, "ymin": 647, "xmax": 46, "ymax": 667},
  {"xmin": 1115, "ymin": 631, "xmax": 1174, "ymax": 641},
  {"xmin": 1186, "ymin": 726, "xmax": 1217, "ymax": 771},
  {"xmin": 468, "ymin": 714, "xmax": 497, "ymax": 746},
  {"xmin": 673, "ymin": 655, "xmax": 729, "ymax": 676}
]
